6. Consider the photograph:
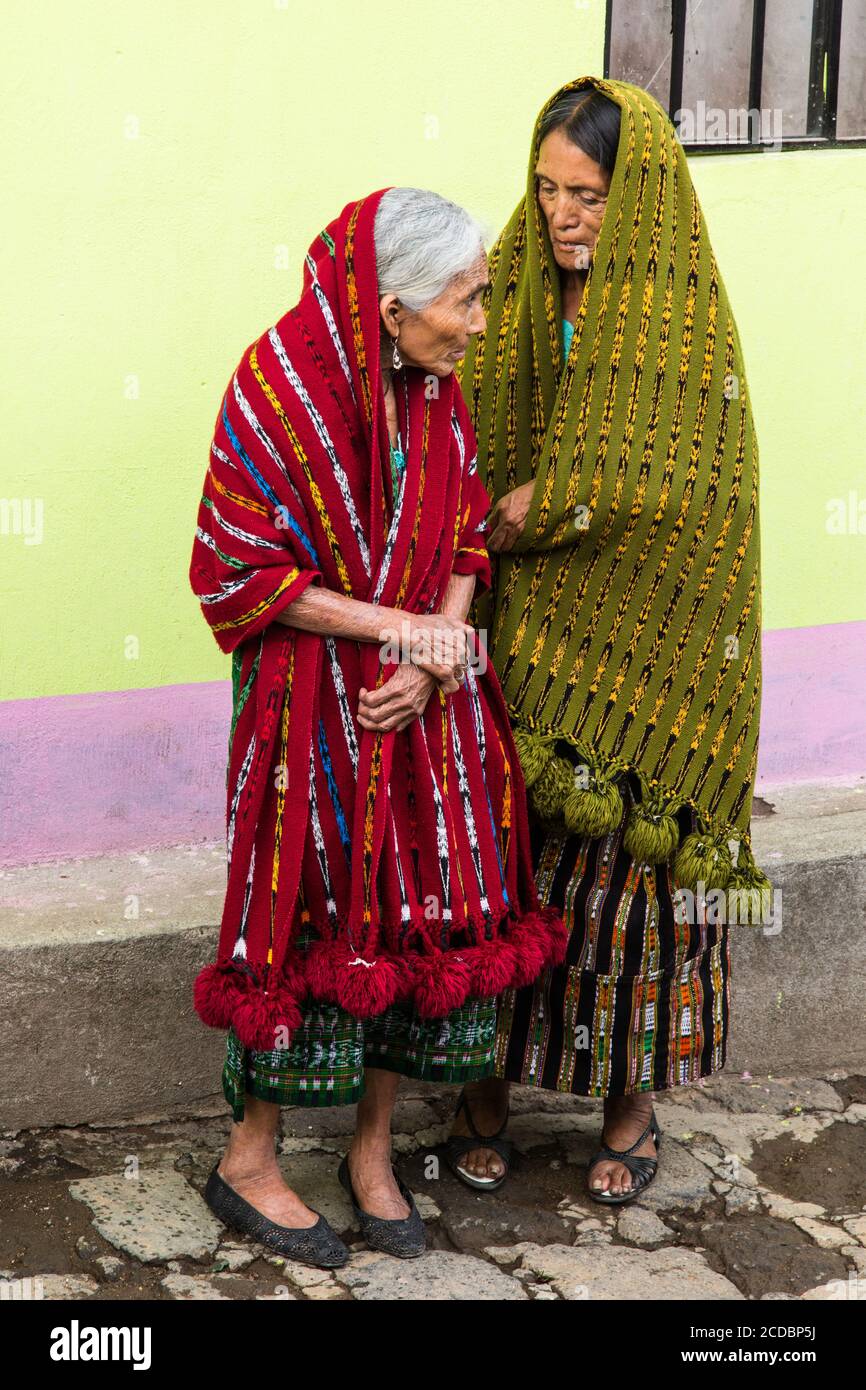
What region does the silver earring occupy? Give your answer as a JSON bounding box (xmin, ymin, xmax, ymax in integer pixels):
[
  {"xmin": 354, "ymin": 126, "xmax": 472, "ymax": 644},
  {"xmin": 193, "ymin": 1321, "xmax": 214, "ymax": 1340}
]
[{"xmin": 391, "ymin": 333, "xmax": 403, "ymax": 371}]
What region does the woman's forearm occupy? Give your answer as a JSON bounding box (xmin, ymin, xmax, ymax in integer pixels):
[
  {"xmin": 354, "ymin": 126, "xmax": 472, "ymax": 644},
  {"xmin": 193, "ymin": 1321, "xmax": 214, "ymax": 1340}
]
[
  {"xmin": 276, "ymin": 575, "xmax": 477, "ymax": 687},
  {"xmin": 275, "ymin": 585, "xmax": 402, "ymax": 644},
  {"xmin": 276, "ymin": 574, "xmax": 478, "ymax": 645},
  {"xmin": 438, "ymin": 572, "xmax": 477, "ymax": 624}
]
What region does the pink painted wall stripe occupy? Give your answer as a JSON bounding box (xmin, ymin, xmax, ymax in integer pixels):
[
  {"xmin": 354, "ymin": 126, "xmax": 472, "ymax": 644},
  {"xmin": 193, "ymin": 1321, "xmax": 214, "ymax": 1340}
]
[
  {"xmin": 0, "ymin": 681, "xmax": 232, "ymax": 867},
  {"xmin": 756, "ymin": 619, "xmax": 866, "ymax": 782},
  {"xmin": 1, "ymin": 621, "xmax": 864, "ymax": 867}
]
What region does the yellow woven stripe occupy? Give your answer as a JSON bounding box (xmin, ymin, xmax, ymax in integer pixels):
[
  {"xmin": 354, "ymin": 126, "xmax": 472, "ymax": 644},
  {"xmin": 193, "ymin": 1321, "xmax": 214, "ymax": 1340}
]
[
  {"xmin": 208, "ymin": 467, "xmax": 271, "ymax": 517},
  {"xmin": 504, "ymin": 314, "xmax": 521, "ymax": 492},
  {"xmin": 571, "ymin": 189, "xmax": 705, "ymax": 744},
  {"xmin": 270, "ymin": 641, "xmax": 294, "ymax": 951},
  {"xmin": 487, "ymin": 216, "xmax": 527, "ymax": 481},
  {"xmin": 555, "ymin": 966, "xmax": 582, "ymax": 1092},
  {"xmin": 394, "ymin": 401, "xmax": 429, "ymax": 607},
  {"xmin": 714, "ymin": 647, "xmax": 761, "ymax": 774},
  {"xmin": 248, "ymin": 344, "xmax": 352, "ymax": 596},
  {"xmin": 451, "ymin": 450, "xmax": 464, "ymax": 559},
  {"xmin": 211, "ymin": 568, "xmax": 301, "ymax": 632},
  {"xmin": 344, "ymin": 201, "xmax": 372, "ymax": 426},
  {"xmin": 602, "ymin": 262, "xmax": 722, "ymax": 736},
  {"xmin": 541, "ymin": 202, "xmax": 658, "ymax": 695}
]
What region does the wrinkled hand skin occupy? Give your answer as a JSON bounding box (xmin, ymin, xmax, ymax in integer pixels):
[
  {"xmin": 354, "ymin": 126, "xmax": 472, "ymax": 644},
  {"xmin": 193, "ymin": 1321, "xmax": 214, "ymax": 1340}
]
[
  {"xmin": 357, "ymin": 664, "xmax": 439, "ymax": 733},
  {"xmin": 277, "ymin": 568, "xmax": 479, "ymax": 735},
  {"xmin": 487, "ymin": 480, "xmax": 535, "ymax": 552},
  {"xmin": 400, "ymin": 613, "xmax": 472, "ymax": 689}
]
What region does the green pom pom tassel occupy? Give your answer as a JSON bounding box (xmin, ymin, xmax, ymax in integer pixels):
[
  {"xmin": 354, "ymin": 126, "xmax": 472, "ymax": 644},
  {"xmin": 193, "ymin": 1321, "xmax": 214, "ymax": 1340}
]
[
  {"xmin": 726, "ymin": 840, "xmax": 774, "ymax": 926},
  {"xmin": 562, "ymin": 767, "xmax": 624, "ymax": 837},
  {"xmin": 673, "ymin": 831, "xmax": 734, "ymax": 892},
  {"xmin": 530, "ymin": 754, "xmax": 576, "ymax": 820},
  {"xmin": 512, "ymin": 725, "xmax": 553, "ymax": 789},
  {"xmin": 623, "ymin": 797, "xmax": 681, "ymax": 864}
]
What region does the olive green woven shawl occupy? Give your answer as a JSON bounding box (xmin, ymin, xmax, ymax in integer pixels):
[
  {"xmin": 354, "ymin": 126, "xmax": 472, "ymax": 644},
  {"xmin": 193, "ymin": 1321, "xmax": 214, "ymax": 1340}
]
[{"xmin": 461, "ymin": 76, "xmax": 771, "ymax": 909}]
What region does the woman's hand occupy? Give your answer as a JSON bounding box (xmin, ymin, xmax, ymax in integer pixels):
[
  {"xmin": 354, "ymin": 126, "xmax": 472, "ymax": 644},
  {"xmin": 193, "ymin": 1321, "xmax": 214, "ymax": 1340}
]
[
  {"xmin": 276, "ymin": 591, "xmax": 473, "ymax": 691},
  {"xmin": 392, "ymin": 612, "xmax": 473, "ymax": 688},
  {"xmin": 486, "ymin": 480, "xmax": 536, "ymax": 552},
  {"xmin": 357, "ymin": 665, "xmax": 438, "ymax": 733}
]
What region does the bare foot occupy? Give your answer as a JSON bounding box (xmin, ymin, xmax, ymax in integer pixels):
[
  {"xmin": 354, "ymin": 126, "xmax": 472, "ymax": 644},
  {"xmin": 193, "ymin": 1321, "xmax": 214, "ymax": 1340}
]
[
  {"xmin": 217, "ymin": 1155, "xmax": 319, "ymax": 1229},
  {"xmin": 588, "ymin": 1093, "xmax": 658, "ymax": 1197},
  {"xmin": 449, "ymin": 1079, "xmax": 510, "ymax": 1182},
  {"xmin": 346, "ymin": 1136, "xmax": 410, "ymax": 1220}
]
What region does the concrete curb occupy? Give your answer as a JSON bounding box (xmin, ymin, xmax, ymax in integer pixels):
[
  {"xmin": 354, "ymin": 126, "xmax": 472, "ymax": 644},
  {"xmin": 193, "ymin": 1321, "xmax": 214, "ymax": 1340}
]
[{"xmin": 2, "ymin": 777, "xmax": 864, "ymax": 1130}]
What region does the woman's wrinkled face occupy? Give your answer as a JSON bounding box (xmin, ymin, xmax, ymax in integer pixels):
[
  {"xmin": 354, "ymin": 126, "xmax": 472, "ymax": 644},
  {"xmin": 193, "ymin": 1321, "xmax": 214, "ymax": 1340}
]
[
  {"xmin": 379, "ymin": 249, "xmax": 488, "ymax": 378},
  {"xmin": 535, "ymin": 127, "xmax": 611, "ymax": 274}
]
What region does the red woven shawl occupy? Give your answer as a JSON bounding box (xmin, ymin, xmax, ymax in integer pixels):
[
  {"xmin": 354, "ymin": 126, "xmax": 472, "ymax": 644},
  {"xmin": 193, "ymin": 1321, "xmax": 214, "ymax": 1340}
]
[{"xmin": 189, "ymin": 189, "xmax": 564, "ymax": 1050}]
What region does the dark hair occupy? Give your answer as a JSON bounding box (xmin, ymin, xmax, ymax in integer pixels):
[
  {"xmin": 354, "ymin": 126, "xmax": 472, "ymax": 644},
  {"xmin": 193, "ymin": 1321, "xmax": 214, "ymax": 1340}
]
[{"xmin": 536, "ymin": 85, "xmax": 621, "ymax": 176}]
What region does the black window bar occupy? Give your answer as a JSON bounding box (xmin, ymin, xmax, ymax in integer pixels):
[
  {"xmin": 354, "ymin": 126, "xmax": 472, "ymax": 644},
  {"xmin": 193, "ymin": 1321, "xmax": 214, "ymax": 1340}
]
[
  {"xmin": 747, "ymin": 0, "xmax": 766, "ymax": 144},
  {"xmin": 806, "ymin": 0, "xmax": 843, "ymax": 138},
  {"xmin": 604, "ymin": 0, "xmax": 862, "ymax": 153}
]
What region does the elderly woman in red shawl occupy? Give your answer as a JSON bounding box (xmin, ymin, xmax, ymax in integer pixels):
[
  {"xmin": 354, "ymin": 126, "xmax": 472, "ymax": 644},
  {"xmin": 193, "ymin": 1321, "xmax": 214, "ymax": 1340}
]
[{"xmin": 189, "ymin": 187, "xmax": 565, "ymax": 1268}]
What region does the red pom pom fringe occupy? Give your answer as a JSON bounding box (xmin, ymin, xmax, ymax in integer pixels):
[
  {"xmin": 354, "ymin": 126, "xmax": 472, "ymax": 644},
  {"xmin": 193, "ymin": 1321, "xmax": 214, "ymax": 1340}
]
[
  {"xmin": 232, "ymin": 980, "xmax": 304, "ymax": 1051},
  {"xmin": 195, "ymin": 904, "xmax": 569, "ymax": 1040},
  {"xmin": 302, "ymin": 941, "xmax": 408, "ymax": 1018},
  {"xmin": 409, "ymin": 951, "xmax": 473, "ymax": 1018},
  {"xmin": 460, "ymin": 941, "xmax": 520, "ymax": 998},
  {"xmin": 194, "ymin": 960, "xmax": 307, "ymax": 1050},
  {"xmin": 193, "ymin": 961, "xmax": 250, "ymax": 1030}
]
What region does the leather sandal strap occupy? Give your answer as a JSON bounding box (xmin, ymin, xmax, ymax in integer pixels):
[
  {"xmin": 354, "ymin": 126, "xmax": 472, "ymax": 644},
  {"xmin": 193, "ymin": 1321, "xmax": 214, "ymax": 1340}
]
[
  {"xmin": 596, "ymin": 1117, "xmax": 654, "ymax": 1161},
  {"xmin": 587, "ymin": 1146, "xmax": 658, "ymax": 1188},
  {"xmin": 455, "ymin": 1088, "xmax": 511, "ymax": 1145},
  {"xmin": 616, "ymin": 1154, "xmax": 658, "ymax": 1189}
]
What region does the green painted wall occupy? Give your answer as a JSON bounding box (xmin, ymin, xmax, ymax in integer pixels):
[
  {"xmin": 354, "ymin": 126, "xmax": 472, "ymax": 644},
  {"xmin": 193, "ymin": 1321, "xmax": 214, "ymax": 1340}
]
[{"xmin": 3, "ymin": 0, "xmax": 863, "ymax": 700}]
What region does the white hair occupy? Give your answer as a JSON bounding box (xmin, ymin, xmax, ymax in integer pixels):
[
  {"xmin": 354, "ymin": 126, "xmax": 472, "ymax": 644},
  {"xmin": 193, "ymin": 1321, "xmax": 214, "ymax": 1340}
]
[{"xmin": 373, "ymin": 187, "xmax": 487, "ymax": 312}]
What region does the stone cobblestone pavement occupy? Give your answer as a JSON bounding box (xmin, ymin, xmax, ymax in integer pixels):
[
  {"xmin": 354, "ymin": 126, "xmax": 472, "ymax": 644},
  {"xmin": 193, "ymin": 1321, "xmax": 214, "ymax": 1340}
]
[{"xmin": 2, "ymin": 1072, "xmax": 865, "ymax": 1302}]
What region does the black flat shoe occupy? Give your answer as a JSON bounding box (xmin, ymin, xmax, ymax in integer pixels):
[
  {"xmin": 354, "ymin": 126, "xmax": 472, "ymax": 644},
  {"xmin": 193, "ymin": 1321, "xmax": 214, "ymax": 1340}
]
[
  {"xmin": 587, "ymin": 1107, "xmax": 662, "ymax": 1205},
  {"xmin": 337, "ymin": 1155, "xmax": 427, "ymax": 1259},
  {"xmin": 445, "ymin": 1086, "xmax": 512, "ymax": 1192},
  {"xmin": 204, "ymin": 1165, "xmax": 349, "ymax": 1268}
]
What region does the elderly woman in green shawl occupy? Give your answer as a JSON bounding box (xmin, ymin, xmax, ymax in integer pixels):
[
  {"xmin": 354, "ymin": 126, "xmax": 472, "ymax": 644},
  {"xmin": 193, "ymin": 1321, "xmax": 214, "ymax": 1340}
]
[{"xmin": 447, "ymin": 77, "xmax": 771, "ymax": 1204}]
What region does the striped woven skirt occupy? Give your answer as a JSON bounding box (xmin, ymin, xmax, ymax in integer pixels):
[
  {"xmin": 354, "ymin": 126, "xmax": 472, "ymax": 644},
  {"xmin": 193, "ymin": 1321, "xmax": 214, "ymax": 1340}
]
[
  {"xmin": 222, "ymin": 996, "xmax": 497, "ymax": 1120},
  {"xmin": 493, "ymin": 772, "xmax": 731, "ymax": 1096}
]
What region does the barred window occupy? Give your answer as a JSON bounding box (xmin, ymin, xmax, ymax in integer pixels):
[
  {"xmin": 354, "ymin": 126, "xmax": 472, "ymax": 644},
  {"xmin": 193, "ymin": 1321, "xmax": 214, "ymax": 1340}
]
[{"xmin": 604, "ymin": 0, "xmax": 866, "ymax": 150}]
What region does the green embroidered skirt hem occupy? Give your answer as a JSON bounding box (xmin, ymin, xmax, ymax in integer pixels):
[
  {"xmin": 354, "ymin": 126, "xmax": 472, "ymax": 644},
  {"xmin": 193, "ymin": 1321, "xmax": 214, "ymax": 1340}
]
[{"xmin": 222, "ymin": 996, "xmax": 498, "ymax": 1120}]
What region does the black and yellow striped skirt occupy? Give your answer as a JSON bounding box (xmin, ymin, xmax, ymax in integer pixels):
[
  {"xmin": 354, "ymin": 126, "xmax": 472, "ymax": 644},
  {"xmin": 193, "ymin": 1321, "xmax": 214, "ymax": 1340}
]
[{"xmin": 493, "ymin": 773, "xmax": 730, "ymax": 1096}]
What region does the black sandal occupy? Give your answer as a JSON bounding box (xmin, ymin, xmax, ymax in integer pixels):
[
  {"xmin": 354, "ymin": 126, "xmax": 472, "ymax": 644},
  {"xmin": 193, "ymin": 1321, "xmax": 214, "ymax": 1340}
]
[
  {"xmin": 586, "ymin": 1107, "xmax": 662, "ymax": 1205},
  {"xmin": 445, "ymin": 1087, "xmax": 513, "ymax": 1192}
]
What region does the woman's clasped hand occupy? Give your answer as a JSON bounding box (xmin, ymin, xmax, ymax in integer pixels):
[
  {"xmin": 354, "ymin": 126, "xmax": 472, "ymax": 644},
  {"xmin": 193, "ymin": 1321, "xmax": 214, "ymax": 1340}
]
[{"xmin": 358, "ymin": 612, "xmax": 474, "ymax": 732}]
